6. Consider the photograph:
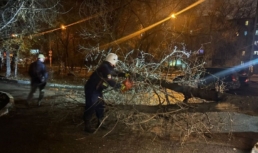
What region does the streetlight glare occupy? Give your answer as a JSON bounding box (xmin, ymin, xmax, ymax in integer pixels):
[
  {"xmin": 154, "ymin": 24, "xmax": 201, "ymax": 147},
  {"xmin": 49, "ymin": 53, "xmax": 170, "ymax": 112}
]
[{"xmin": 61, "ymin": 25, "xmax": 66, "ymax": 30}]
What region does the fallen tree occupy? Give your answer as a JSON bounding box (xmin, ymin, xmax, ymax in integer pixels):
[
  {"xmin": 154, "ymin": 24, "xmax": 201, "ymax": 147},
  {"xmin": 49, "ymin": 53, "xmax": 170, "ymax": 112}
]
[
  {"xmin": 79, "ymin": 48, "xmax": 258, "ymax": 143},
  {"xmin": 148, "ymin": 77, "xmax": 220, "ymax": 102}
]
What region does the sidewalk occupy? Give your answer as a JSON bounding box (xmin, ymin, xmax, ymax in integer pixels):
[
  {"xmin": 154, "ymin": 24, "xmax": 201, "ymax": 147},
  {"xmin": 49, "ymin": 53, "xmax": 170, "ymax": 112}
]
[
  {"xmin": 0, "ymin": 75, "xmax": 84, "ymax": 89},
  {"xmin": 0, "ymin": 78, "xmax": 85, "ymax": 110}
]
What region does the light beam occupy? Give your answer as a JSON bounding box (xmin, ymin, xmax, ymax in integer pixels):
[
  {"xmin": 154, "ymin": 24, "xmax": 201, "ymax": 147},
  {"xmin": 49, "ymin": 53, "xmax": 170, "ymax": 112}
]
[{"xmin": 203, "ymin": 59, "xmax": 257, "ymax": 83}]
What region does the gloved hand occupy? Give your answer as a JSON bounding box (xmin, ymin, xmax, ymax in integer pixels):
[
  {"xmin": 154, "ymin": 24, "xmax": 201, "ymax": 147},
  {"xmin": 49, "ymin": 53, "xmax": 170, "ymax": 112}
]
[
  {"xmin": 125, "ymin": 70, "xmax": 135, "ymax": 79},
  {"xmin": 125, "ymin": 73, "xmax": 130, "ymax": 78},
  {"xmin": 121, "ymin": 78, "xmax": 133, "ymax": 92}
]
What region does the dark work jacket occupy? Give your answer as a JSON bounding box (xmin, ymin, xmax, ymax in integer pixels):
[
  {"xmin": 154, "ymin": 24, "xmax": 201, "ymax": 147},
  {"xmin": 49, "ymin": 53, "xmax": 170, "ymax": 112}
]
[
  {"xmin": 28, "ymin": 60, "xmax": 48, "ymax": 85},
  {"xmin": 85, "ymin": 61, "xmax": 124, "ymax": 94}
]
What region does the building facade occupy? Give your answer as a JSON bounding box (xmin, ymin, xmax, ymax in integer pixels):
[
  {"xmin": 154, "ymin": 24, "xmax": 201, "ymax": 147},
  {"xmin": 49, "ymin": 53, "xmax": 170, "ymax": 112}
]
[{"xmin": 236, "ymin": 17, "xmax": 258, "ymax": 74}]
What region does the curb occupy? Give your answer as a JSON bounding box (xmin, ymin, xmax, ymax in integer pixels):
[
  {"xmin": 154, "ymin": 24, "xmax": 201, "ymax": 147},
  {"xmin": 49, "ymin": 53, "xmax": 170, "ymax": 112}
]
[
  {"xmin": 0, "ymin": 77, "xmax": 19, "ymax": 84},
  {"xmin": 0, "ymin": 77, "xmax": 84, "ymax": 89}
]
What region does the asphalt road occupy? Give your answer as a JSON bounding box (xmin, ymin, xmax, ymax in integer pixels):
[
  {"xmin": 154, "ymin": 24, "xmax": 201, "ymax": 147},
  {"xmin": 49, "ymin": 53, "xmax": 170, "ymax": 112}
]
[
  {"xmin": 0, "ymin": 76, "xmax": 257, "ymax": 152},
  {"xmin": 0, "ymin": 80, "xmax": 256, "ymax": 153}
]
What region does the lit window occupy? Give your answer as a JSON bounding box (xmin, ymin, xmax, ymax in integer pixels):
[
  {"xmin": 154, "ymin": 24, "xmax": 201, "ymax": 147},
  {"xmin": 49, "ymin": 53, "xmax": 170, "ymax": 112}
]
[
  {"xmin": 244, "ymin": 31, "xmax": 248, "ymax": 36},
  {"xmin": 256, "ymin": 30, "xmax": 258, "ymax": 35},
  {"xmin": 245, "ymin": 20, "xmax": 249, "ymax": 26},
  {"xmin": 242, "ymin": 51, "xmax": 245, "ymax": 56},
  {"xmin": 254, "ymin": 51, "xmax": 258, "ymax": 55}
]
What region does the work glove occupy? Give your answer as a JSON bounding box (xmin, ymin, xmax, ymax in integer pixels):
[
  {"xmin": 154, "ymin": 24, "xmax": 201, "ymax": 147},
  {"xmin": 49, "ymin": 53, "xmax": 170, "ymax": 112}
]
[
  {"xmin": 121, "ymin": 78, "xmax": 133, "ymax": 92},
  {"xmin": 125, "ymin": 73, "xmax": 130, "ymax": 78}
]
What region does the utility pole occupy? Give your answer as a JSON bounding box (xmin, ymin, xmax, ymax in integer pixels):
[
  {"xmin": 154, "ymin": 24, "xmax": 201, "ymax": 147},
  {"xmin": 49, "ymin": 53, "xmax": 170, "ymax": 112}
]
[{"xmin": 250, "ymin": 0, "xmax": 258, "ymax": 74}]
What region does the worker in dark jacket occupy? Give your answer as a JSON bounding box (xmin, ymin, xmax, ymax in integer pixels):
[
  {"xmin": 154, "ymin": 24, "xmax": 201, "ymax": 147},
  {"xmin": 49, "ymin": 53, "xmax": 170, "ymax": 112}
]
[
  {"xmin": 83, "ymin": 53, "xmax": 132, "ymax": 133},
  {"xmin": 27, "ymin": 54, "xmax": 48, "ymax": 106}
]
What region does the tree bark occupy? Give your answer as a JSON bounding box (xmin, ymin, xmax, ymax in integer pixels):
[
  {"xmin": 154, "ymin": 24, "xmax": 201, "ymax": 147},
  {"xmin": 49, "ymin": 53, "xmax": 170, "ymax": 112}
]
[
  {"xmin": 5, "ymin": 50, "xmax": 11, "ymax": 78},
  {"xmin": 156, "ymin": 79, "xmax": 220, "ymax": 102},
  {"xmin": 133, "ymin": 73, "xmax": 221, "ymax": 102}
]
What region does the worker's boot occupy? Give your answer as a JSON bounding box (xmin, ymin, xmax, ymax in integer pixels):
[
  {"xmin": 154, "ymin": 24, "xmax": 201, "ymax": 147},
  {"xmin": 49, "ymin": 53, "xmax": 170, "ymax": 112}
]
[
  {"xmin": 38, "ymin": 90, "xmax": 45, "ymax": 106},
  {"xmin": 84, "ymin": 120, "xmax": 95, "ymax": 133}
]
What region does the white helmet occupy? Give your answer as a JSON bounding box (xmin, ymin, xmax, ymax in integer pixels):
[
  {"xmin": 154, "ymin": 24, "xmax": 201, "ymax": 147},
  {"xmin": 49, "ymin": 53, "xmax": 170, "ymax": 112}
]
[
  {"xmin": 38, "ymin": 54, "xmax": 45, "ymax": 59},
  {"xmin": 105, "ymin": 53, "xmax": 118, "ymax": 66}
]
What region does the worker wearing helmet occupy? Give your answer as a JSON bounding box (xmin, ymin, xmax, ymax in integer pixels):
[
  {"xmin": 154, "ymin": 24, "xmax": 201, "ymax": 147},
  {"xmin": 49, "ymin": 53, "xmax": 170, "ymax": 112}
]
[
  {"xmin": 27, "ymin": 54, "xmax": 48, "ymax": 106},
  {"xmin": 83, "ymin": 53, "xmax": 132, "ymax": 133}
]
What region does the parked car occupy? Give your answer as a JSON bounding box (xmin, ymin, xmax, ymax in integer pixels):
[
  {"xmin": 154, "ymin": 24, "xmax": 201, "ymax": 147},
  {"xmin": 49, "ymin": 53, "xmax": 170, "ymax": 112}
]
[{"xmin": 173, "ymin": 67, "xmax": 241, "ymax": 92}]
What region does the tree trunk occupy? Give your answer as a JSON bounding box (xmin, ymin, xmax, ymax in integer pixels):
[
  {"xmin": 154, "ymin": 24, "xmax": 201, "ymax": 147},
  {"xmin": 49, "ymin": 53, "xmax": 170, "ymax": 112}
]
[
  {"xmin": 5, "ymin": 50, "xmax": 11, "ymax": 78},
  {"xmin": 114, "ymin": 94, "xmax": 258, "ymax": 116},
  {"xmin": 156, "ymin": 79, "xmax": 220, "ymax": 102},
  {"xmin": 133, "ymin": 73, "xmax": 221, "ymax": 102},
  {"xmin": 14, "ymin": 51, "xmax": 19, "ymax": 78}
]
